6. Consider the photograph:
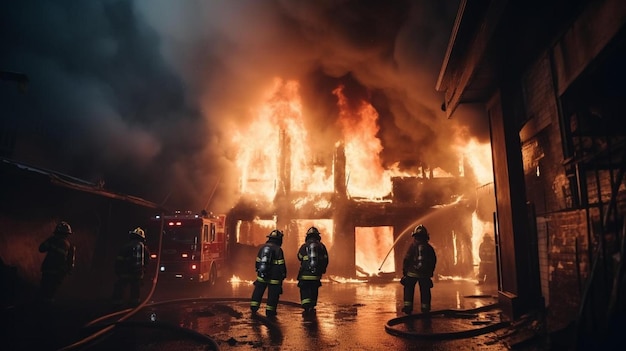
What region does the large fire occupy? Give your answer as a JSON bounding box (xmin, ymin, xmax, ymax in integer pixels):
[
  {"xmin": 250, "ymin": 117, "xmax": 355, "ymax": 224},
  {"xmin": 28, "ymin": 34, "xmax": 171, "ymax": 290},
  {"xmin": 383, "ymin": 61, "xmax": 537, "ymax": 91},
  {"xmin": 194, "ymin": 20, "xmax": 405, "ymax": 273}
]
[
  {"xmin": 230, "ymin": 77, "xmax": 494, "ymax": 278},
  {"xmin": 232, "ymin": 78, "xmax": 334, "ymax": 201}
]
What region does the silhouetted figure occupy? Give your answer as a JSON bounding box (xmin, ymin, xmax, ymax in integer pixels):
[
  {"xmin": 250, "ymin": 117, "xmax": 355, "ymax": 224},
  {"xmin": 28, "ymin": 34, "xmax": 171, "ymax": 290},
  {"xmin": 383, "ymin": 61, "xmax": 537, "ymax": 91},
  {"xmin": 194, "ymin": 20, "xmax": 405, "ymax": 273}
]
[
  {"xmin": 250, "ymin": 229, "xmax": 287, "ymax": 318},
  {"xmin": 477, "ymin": 234, "xmax": 496, "ymax": 285},
  {"xmin": 297, "ymin": 227, "xmax": 329, "ymax": 315},
  {"xmin": 38, "ymin": 221, "xmax": 76, "ymax": 303},
  {"xmin": 401, "ymin": 224, "xmax": 437, "ymax": 315},
  {"xmin": 112, "ymin": 227, "xmax": 150, "ymax": 307}
]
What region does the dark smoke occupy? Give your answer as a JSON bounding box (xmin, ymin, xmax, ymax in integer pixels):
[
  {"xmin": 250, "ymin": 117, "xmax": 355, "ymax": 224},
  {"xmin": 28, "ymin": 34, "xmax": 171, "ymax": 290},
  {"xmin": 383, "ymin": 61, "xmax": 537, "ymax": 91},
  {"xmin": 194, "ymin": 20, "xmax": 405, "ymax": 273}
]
[{"xmin": 1, "ymin": 0, "xmax": 487, "ymax": 213}]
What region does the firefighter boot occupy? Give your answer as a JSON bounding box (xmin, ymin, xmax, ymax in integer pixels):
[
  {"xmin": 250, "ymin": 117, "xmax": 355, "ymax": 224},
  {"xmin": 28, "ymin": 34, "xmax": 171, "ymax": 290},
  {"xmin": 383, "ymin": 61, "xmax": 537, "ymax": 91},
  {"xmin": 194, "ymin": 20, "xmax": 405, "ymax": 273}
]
[
  {"xmin": 402, "ymin": 299, "xmax": 413, "ymax": 315},
  {"xmin": 266, "ymin": 308, "xmax": 277, "ymax": 318},
  {"xmin": 302, "ymin": 302, "xmax": 314, "ymax": 315},
  {"xmin": 250, "ymin": 300, "xmax": 260, "ymax": 315}
]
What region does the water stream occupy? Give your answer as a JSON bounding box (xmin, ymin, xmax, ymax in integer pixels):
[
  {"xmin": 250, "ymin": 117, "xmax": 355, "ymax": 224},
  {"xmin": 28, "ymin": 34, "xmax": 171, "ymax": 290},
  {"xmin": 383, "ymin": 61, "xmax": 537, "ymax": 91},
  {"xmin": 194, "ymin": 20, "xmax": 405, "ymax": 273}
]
[{"xmin": 377, "ymin": 204, "xmax": 460, "ymax": 271}]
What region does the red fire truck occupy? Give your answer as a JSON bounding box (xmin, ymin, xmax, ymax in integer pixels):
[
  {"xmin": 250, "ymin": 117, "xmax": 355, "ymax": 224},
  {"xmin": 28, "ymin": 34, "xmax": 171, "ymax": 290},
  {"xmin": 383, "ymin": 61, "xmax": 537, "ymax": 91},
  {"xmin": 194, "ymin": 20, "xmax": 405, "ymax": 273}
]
[{"xmin": 147, "ymin": 211, "xmax": 229, "ymax": 285}]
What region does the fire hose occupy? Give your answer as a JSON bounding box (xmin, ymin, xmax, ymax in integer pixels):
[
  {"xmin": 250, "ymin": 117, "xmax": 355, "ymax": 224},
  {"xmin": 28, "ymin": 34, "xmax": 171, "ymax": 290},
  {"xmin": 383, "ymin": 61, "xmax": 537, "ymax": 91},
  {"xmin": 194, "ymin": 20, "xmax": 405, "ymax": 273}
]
[
  {"xmin": 385, "ymin": 304, "xmax": 510, "ymax": 340},
  {"xmin": 57, "ymin": 215, "xmax": 177, "ymax": 351}
]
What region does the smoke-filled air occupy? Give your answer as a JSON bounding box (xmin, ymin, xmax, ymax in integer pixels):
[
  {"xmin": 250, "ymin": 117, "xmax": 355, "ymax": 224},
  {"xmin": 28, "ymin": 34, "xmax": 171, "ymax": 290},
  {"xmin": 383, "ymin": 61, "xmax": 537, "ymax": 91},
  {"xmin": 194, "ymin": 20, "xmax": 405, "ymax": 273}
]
[{"xmin": 0, "ymin": 0, "xmax": 491, "ymax": 213}]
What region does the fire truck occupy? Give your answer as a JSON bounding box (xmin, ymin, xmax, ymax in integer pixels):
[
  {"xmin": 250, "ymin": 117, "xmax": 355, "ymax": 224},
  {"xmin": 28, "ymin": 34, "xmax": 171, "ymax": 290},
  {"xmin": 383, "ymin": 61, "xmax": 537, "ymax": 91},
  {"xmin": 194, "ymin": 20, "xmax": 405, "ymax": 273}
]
[{"xmin": 147, "ymin": 211, "xmax": 229, "ymax": 285}]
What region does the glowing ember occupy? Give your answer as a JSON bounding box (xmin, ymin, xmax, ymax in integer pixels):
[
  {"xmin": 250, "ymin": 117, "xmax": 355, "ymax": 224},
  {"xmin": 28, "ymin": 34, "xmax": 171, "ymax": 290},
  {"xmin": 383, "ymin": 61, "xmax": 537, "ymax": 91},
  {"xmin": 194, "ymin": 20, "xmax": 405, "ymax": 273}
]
[
  {"xmin": 327, "ymin": 275, "xmax": 368, "ymax": 284},
  {"xmin": 228, "ymin": 275, "xmax": 244, "ymax": 283},
  {"xmin": 437, "ymin": 275, "xmax": 475, "ymax": 281}
]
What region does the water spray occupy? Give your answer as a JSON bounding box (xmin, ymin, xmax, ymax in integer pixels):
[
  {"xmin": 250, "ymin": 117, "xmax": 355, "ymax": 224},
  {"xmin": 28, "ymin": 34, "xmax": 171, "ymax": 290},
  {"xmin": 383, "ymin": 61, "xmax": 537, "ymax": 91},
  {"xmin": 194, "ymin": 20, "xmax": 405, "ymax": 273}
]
[
  {"xmin": 376, "ymin": 207, "xmax": 448, "ymax": 272},
  {"xmin": 377, "ymin": 225, "xmax": 413, "ymax": 272}
]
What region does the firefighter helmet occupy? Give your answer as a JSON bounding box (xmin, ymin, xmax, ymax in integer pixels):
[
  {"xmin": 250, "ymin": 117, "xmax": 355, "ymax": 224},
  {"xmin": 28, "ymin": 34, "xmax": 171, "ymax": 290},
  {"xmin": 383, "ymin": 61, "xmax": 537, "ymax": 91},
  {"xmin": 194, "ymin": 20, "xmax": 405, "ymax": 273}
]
[
  {"xmin": 55, "ymin": 221, "xmax": 72, "ymax": 235},
  {"xmin": 267, "ymin": 229, "xmax": 284, "ymax": 239},
  {"xmin": 130, "ymin": 227, "xmax": 146, "ymax": 240},
  {"xmin": 411, "ymin": 224, "xmax": 429, "ymax": 240},
  {"xmin": 306, "ymin": 226, "xmax": 321, "ymax": 238}
]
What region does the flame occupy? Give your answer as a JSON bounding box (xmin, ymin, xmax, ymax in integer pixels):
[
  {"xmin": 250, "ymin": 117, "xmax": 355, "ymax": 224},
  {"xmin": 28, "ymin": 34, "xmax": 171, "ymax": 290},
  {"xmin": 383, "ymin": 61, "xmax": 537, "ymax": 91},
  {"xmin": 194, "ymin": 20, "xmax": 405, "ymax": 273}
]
[
  {"xmin": 228, "ymin": 275, "xmax": 252, "ymax": 284},
  {"xmin": 355, "ymin": 226, "xmax": 395, "ymax": 275},
  {"xmin": 471, "ymin": 211, "xmax": 494, "ymax": 265},
  {"xmin": 334, "ymin": 85, "xmax": 393, "ymax": 198},
  {"xmin": 228, "ymin": 274, "xmax": 372, "ymax": 285},
  {"xmin": 236, "ymin": 218, "xmax": 277, "ymax": 247},
  {"xmin": 232, "ymin": 78, "xmax": 334, "ymax": 202},
  {"xmin": 233, "ymin": 78, "xmax": 487, "ymax": 204},
  {"xmin": 437, "ymin": 275, "xmax": 476, "ymax": 281},
  {"xmin": 457, "ymin": 137, "xmax": 493, "ymax": 186},
  {"xmin": 230, "ymin": 78, "xmax": 496, "ymax": 280},
  {"xmin": 327, "ymin": 275, "xmax": 368, "ymax": 284}
]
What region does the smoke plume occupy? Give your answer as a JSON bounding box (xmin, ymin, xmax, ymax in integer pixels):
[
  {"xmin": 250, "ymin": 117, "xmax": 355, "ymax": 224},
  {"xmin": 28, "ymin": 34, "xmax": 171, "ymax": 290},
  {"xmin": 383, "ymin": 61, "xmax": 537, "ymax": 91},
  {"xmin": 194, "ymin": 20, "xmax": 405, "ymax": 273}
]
[{"xmin": 0, "ymin": 0, "xmax": 488, "ymax": 212}]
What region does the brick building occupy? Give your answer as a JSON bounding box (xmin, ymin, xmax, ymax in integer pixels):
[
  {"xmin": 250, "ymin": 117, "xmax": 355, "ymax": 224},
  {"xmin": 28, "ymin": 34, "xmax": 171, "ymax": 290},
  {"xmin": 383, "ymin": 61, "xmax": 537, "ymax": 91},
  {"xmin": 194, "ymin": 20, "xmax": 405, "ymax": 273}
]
[{"xmin": 436, "ymin": 0, "xmax": 626, "ymax": 347}]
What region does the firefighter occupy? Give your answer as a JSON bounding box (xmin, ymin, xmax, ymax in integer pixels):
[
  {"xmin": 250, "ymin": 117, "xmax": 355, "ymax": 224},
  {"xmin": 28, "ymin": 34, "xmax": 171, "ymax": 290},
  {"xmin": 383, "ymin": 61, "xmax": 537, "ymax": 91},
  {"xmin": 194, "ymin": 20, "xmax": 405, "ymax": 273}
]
[
  {"xmin": 297, "ymin": 226, "xmax": 329, "ymax": 315},
  {"xmin": 38, "ymin": 221, "xmax": 76, "ymax": 303},
  {"xmin": 401, "ymin": 224, "xmax": 437, "ymax": 315},
  {"xmin": 477, "ymin": 234, "xmax": 496, "ymax": 285},
  {"xmin": 250, "ymin": 229, "xmax": 287, "ymax": 318},
  {"xmin": 112, "ymin": 227, "xmax": 150, "ymax": 307}
]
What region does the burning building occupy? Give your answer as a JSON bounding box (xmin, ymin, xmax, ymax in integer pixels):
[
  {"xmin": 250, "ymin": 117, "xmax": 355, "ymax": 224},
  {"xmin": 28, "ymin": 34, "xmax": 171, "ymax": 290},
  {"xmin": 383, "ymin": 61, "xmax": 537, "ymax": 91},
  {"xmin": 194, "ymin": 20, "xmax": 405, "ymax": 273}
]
[{"xmin": 225, "ymin": 78, "xmax": 495, "ymax": 280}]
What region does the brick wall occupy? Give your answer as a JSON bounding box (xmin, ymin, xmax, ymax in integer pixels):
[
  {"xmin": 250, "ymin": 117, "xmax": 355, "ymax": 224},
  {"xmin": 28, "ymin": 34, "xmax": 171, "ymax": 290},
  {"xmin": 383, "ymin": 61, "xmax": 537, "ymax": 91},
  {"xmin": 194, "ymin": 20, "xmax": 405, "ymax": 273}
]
[
  {"xmin": 545, "ymin": 210, "xmax": 589, "ymax": 330},
  {"xmin": 520, "ymin": 52, "xmax": 591, "ymax": 330}
]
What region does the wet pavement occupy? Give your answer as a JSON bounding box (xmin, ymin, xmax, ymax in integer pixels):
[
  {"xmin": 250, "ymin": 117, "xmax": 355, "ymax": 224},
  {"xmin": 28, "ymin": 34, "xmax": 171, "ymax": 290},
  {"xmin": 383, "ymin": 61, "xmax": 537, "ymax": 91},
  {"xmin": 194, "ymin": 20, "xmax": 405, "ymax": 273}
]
[{"xmin": 3, "ymin": 276, "xmax": 550, "ymax": 350}]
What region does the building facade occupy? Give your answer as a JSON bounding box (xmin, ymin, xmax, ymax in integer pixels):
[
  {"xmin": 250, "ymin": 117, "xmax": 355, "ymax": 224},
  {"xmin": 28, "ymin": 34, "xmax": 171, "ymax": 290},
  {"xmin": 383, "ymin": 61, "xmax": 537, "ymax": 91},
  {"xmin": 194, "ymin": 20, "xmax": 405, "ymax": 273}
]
[{"xmin": 436, "ymin": 0, "xmax": 626, "ymax": 344}]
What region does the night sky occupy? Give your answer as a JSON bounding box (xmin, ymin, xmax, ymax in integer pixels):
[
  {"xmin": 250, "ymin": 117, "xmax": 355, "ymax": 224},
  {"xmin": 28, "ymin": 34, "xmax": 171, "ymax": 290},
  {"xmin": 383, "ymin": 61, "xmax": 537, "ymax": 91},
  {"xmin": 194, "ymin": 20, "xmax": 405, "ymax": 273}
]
[{"xmin": 0, "ymin": 0, "xmax": 489, "ymax": 212}]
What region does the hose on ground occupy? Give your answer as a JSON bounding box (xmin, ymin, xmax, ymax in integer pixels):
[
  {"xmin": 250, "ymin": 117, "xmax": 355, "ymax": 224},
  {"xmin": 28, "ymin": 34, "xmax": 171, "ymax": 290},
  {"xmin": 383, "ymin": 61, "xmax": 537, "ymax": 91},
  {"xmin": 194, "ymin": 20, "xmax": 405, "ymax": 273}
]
[
  {"xmin": 58, "ymin": 216, "xmax": 167, "ymax": 351},
  {"xmin": 385, "ymin": 304, "xmax": 511, "ymax": 340}
]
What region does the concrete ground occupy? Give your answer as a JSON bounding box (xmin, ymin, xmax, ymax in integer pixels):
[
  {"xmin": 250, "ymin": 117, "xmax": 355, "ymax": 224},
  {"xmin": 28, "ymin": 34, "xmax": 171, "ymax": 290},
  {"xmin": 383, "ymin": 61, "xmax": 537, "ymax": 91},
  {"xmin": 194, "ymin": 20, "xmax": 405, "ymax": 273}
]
[{"xmin": 1, "ymin": 275, "xmax": 559, "ymax": 351}]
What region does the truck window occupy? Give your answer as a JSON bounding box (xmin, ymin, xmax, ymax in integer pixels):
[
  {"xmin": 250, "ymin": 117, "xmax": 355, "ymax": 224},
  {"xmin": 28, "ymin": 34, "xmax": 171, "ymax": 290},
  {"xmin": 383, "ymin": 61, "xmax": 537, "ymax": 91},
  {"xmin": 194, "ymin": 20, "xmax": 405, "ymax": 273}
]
[
  {"xmin": 162, "ymin": 228, "xmax": 198, "ymax": 244},
  {"xmin": 203, "ymin": 224, "xmax": 209, "ymax": 243},
  {"xmin": 210, "ymin": 223, "xmax": 216, "ymax": 242}
]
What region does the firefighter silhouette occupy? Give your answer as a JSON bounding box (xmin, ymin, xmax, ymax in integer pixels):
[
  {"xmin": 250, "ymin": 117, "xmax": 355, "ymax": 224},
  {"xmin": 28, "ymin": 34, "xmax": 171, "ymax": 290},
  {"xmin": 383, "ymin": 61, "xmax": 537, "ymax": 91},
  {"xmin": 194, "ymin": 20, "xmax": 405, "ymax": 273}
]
[
  {"xmin": 477, "ymin": 234, "xmax": 496, "ymax": 285},
  {"xmin": 297, "ymin": 227, "xmax": 329, "ymax": 315},
  {"xmin": 401, "ymin": 224, "xmax": 437, "ymax": 315},
  {"xmin": 38, "ymin": 221, "xmax": 76, "ymax": 303},
  {"xmin": 250, "ymin": 229, "xmax": 287, "ymax": 318},
  {"xmin": 112, "ymin": 227, "xmax": 150, "ymax": 307}
]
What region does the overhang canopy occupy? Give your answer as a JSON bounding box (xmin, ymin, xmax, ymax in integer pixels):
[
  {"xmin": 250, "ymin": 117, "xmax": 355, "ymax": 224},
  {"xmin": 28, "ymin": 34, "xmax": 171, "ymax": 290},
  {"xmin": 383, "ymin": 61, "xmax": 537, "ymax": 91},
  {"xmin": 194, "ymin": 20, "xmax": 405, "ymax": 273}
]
[{"xmin": 436, "ymin": 0, "xmax": 586, "ymax": 118}]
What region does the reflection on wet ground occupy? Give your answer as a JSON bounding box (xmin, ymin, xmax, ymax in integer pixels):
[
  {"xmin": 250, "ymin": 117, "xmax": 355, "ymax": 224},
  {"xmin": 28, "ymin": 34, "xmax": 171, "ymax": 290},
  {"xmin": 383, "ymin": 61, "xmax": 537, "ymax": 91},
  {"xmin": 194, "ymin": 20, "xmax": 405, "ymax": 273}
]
[
  {"xmin": 98, "ymin": 277, "xmax": 510, "ymax": 350},
  {"xmin": 6, "ymin": 275, "xmax": 548, "ymax": 351}
]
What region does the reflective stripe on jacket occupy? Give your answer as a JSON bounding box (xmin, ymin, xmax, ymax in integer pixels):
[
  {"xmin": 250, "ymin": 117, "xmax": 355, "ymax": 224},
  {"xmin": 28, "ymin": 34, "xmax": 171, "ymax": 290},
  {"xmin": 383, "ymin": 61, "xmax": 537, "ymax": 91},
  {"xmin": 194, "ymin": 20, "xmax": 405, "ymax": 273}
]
[
  {"xmin": 402, "ymin": 240, "xmax": 436, "ymax": 278},
  {"xmin": 255, "ymin": 241, "xmax": 287, "ymax": 282},
  {"xmin": 297, "ymin": 238, "xmax": 329, "ymax": 280},
  {"xmin": 115, "ymin": 239, "xmax": 149, "ymax": 276}
]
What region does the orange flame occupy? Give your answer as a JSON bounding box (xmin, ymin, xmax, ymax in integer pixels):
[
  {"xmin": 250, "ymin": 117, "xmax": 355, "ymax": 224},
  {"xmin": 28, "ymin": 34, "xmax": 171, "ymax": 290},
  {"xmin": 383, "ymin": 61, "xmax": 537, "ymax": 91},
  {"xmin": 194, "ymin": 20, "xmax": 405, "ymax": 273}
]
[
  {"xmin": 334, "ymin": 85, "xmax": 392, "ymax": 198},
  {"xmin": 233, "ymin": 78, "xmax": 494, "ymax": 204},
  {"xmin": 231, "ymin": 79, "xmax": 496, "ymax": 269},
  {"xmin": 232, "ymin": 78, "xmax": 333, "ymax": 203},
  {"xmin": 457, "ymin": 137, "xmax": 493, "ymax": 186}
]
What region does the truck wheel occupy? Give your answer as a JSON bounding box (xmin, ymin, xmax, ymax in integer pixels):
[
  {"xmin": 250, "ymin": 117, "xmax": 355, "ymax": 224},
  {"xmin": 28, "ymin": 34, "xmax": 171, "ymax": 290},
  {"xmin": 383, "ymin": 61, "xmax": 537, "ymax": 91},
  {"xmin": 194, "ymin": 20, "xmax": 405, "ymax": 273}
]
[{"xmin": 208, "ymin": 265, "xmax": 217, "ymax": 286}]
